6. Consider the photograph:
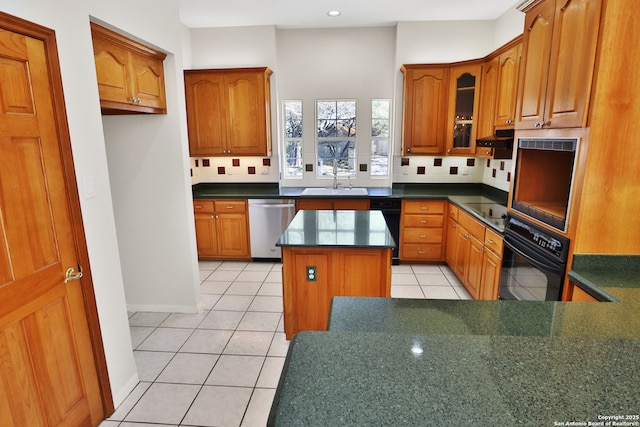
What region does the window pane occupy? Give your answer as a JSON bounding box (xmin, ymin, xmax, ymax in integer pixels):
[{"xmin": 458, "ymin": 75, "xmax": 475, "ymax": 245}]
[
  {"xmin": 317, "ymin": 119, "xmax": 338, "ymax": 137},
  {"xmin": 317, "ymin": 101, "xmax": 336, "ymax": 119},
  {"xmin": 371, "ymin": 139, "xmax": 388, "ymax": 156},
  {"xmin": 336, "ymin": 101, "xmax": 356, "ymax": 119},
  {"xmin": 371, "ymin": 99, "xmax": 390, "ymax": 119},
  {"xmin": 370, "ymin": 156, "xmax": 389, "ymax": 176},
  {"xmin": 371, "ymin": 119, "xmax": 389, "ymax": 137},
  {"xmin": 284, "ymin": 101, "xmax": 302, "ymax": 138},
  {"xmin": 285, "ymin": 140, "xmax": 303, "ymax": 176},
  {"xmin": 317, "ymin": 140, "xmax": 355, "ymax": 158}
]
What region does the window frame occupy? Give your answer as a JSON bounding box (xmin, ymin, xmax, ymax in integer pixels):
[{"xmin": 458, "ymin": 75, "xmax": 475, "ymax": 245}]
[
  {"xmin": 282, "ymin": 99, "xmax": 304, "ymax": 178},
  {"xmin": 315, "ymin": 99, "xmax": 358, "ymax": 178}
]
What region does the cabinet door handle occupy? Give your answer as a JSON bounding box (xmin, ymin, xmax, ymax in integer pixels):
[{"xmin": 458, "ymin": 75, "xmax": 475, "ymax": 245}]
[
  {"xmin": 418, "ymin": 250, "xmax": 426, "ymax": 254},
  {"xmin": 226, "ymin": 206, "xmax": 235, "ymax": 209},
  {"xmin": 505, "ymin": 119, "xmax": 513, "ymax": 124},
  {"xmin": 419, "ymin": 235, "xmax": 427, "ymax": 238},
  {"xmin": 407, "ymin": 148, "xmax": 411, "ymax": 153},
  {"xmin": 487, "ymin": 239, "xmax": 494, "ymax": 244},
  {"xmin": 420, "ymin": 207, "xmax": 429, "ymax": 210},
  {"xmin": 195, "ymin": 205, "xmax": 202, "ymax": 209},
  {"xmin": 420, "ymin": 220, "xmax": 427, "ymax": 223},
  {"xmin": 452, "ymin": 223, "xmax": 457, "ymax": 228}
]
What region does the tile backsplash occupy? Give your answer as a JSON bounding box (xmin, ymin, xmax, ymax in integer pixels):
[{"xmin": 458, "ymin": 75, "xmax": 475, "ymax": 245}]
[{"xmin": 191, "ymin": 155, "xmax": 513, "ymax": 192}]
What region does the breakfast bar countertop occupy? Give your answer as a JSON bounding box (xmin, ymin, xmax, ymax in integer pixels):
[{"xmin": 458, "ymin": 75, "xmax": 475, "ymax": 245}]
[{"xmin": 268, "ymin": 256, "xmax": 640, "ymax": 426}]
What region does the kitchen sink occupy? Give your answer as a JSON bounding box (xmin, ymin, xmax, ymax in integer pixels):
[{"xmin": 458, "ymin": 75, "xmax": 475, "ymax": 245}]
[{"xmin": 300, "ymin": 187, "xmax": 368, "ymax": 196}]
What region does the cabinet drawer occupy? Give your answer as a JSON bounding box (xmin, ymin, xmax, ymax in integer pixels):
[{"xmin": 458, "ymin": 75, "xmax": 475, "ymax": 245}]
[
  {"xmin": 403, "ymin": 214, "xmax": 444, "ymax": 228},
  {"xmin": 403, "ymin": 228, "xmax": 443, "ymax": 244},
  {"xmin": 458, "ymin": 210, "xmax": 485, "ymax": 240},
  {"xmin": 484, "ymin": 228, "xmax": 504, "ymax": 255},
  {"xmin": 401, "ymin": 244, "xmax": 443, "ymax": 261},
  {"xmin": 193, "ymin": 200, "xmax": 214, "ymax": 213},
  {"xmin": 403, "ymin": 200, "xmax": 445, "ymax": 214},
  {"xmin": 448, "ymin": 204, "xmax": 458, "ymax": 221},
  {"xmin": 214, "ymin": 200, "xmax": 246, "ymax": 213}
]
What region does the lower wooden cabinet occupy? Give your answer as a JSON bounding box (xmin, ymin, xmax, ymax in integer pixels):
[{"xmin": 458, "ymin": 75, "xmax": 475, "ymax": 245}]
[
  {"xmin": 446, "ymin": 208, "xmax": 503, "ymax": 300},
  {"xmin": 568, "ymin": 282, "xmax": 600, "ymax": 302},
  {"xmin": 193, "ymin": 199, "xmax": 250, "ymax": 259},
  {"xmin": 296, "ymin": 199, "xmax": 369, "ymax": 211},
  {"xmin": 400, "ymin": 200, "xmax": 446, "ymax": 261},
  {"xmin": 281, "ymin": 247, "xmax": 392, "ymax": 339}
]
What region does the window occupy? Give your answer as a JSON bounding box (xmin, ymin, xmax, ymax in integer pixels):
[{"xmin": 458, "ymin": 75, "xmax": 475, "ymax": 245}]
[
  {"xmin": 284, "ymin": 100, "xmax": 303, "ymax": 177},
  {"xmin": 316, "ymin": 100, "xmax": 357, "ymax": 177},
  {"xmin": 371, "ymin": 99, "xmax": 391, "ymax": 176}
]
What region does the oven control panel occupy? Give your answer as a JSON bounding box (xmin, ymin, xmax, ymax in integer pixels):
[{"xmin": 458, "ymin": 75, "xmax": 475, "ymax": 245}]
[{"xmin": 505, "ymin": 214, "xmax": 569, "ymax": 261}]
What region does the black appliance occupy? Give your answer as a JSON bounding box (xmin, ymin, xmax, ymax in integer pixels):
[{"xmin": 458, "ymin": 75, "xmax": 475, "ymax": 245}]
[
  {"xmin": 499, "ymin": 213, "xmax": 570, "ymax": 301},
  {"xmin": 369, "ymin": 199, "xmax": 401, "ymax": 264},
  {"xmin": 476, "ymin": 128, "xmax": 514, "ymax": 149}
]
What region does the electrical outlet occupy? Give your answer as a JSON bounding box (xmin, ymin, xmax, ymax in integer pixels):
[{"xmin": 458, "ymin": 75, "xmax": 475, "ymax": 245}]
[{"xmin": 306, "ymin": 266, "xmax": 317, "ymax": 282}]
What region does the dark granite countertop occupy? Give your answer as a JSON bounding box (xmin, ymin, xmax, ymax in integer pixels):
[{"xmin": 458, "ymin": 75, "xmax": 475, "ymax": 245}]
[
  {"xmin": 276, "ymin": 210, "xmax": 395, "ymax": 249},
  {"xmin": 192, "ymin": 182, "xmax": 509, "ymax": 232},
  {"xmin": 568, "ymin": 255, "xmax": 640, "ymax": 302},
  {"xmin": 269, "ymin": 256, "xmax": 640, "ymax": 425},
  {"xmin": 270, "ymin": 332, "xmax": 640, "ymax": 426}
]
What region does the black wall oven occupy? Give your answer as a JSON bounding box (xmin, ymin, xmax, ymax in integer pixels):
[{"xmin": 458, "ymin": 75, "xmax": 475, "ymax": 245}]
[{"xmin": 499, "ymin": 214, "xmax": 570, "ymax": 301}]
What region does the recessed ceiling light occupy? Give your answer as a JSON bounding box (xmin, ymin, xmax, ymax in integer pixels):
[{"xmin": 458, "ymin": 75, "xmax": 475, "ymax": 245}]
[{"xmin": 327, "ymin": 10, "xmax": 341, "ymax": 17}]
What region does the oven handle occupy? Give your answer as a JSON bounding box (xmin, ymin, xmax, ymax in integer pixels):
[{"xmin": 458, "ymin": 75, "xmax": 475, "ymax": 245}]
[{"xmin": 503, "ymin": 237, "xmax": 563, "ymax": 274}]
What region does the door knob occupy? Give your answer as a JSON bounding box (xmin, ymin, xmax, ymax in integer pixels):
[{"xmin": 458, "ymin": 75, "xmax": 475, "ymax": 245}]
[{"xmin": 64, "ymin": 266, "xmax": 83, "ymax": 283}]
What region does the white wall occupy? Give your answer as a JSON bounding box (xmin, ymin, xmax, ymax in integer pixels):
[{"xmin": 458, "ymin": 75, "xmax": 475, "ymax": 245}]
[
  {"xmin": 186, "ymin": 14, "xmax": 523, "ymax": 190},
  {"xmin": 0, "ymin": 0, "xmax": 198, "ymax": 409}
]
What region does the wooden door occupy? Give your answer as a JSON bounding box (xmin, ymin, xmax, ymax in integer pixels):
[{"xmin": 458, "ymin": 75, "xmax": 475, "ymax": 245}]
[
  {"xmin": 452, "ymin": 224, "xmax": 468, "ymax": 280},
  {"xmin": 224, "ymin": 70, "xmax": 269, "ymax": 156},
  {"xmin": 544, "ymin": 0, "xmax": 602, "ymax": 128},
  {"xmin": 92, "ymin": 34, "xmax": 131, "ymax": 105},
  {"xmin": 494, "ymin": 44, "xmax": 521, "ymax": 128},
  {"xmin": 216, "ymin": 214, "xmax": 250, "ymax": 258},
  {"xmin": 516, "ymin": 0, "xmax": 555, "ymax": 129},
  {"xmin": 130, "ymin": 50, "xmax": 166, "ymax": 110},
  {"xmin": 446, "ymin": 63, "xmax": 482, "ymax": 155},
  {"xmin": 480, "ymin": 249, "xmax": 501, "ymax": 300},
  {"xmin": 184, "ymin": 71, "xmax": 227, "ymax": 155},
  {"xmin": 477, "ymin": 56, "xmax": 499, "ymax": 140},
  {"xmin": 194, "ymin": 213, "xmax": 218, "ymax": 258},
  {"xmin": 445, "ymin": 220, "xmax": 458, "ymax": 267},
  {"xmin": 401, "ymin": 66, "xmax": 449, "ymax": 154},
  {"xmin": 0, "ymin": 23, "xmax": 104, "ymax": 426},
  {"xmin": 464, "ymin": 236, "xmax": 484, "ymax": 300}
]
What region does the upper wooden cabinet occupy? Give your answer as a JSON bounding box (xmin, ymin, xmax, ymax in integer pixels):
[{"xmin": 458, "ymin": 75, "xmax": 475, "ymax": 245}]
[
  {"xmin": 90, "ymin": 22, "xmax": 167, "ymax": 115},
  {"xmin": 494, "ymin": 43, "xmax": 522, "ymax": 129},
  {"xmin": 515, "ymin": 0, "xmax": 602, "ymax": 130},
  {"xmin": 400, "ymin": 65, "xmax": 449, "ymax": 155},
  {"xmin": 184, "ymin": 68, "xmax": 273, "ymax": 157},
  {"xmin": 446, "ymin": 63, "xmax": 482, "ymax": 155}
]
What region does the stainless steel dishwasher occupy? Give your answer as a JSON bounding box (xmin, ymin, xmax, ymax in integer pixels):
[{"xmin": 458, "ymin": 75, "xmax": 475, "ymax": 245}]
[{"xmin": 248, "ymin": 199, "xmax": 296, "ymax": 260}]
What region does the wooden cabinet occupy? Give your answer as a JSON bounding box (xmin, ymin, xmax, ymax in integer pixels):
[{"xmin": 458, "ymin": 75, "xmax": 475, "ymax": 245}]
[
  {"xmin": 296, "ymin": 199, "xmax": 369, "ymax": 211},
  {"xmin": 90, "ymin": 22, "xmax": 167, "ymax": 115},
  {"xmin": 400, "ymin": 200, "xmax": 446, "ymax": 262},
  {"xmin": 446, "ymin": 207, "xmax": 503, "ymax": 300},
  {"xmin": 494, "ymin": 43, "xmax": 522, "ymax": 129},
  {"xmin": 477, "ymin": 38, "xmax": 522, "ymax": 159},
  {"xmin": 185, "ymin": 68, "xmax": 273, "ymax": 156},
  {"xmin": 569, "ymin": 283, "xmax": 599, "ymax": 302},
  {"xmin": 515, "ymin": 0, "xmax": 602, "ymax": 130},
  {"xmin": 282, "ymin": 247, "xmax": 391, "ymax": 339},
  {"xmin": 400, "ymin": 65, "xmax": 449, "ymax": 155},
  {"xmin": 193, "ymin": 199, "xmax": 250, "ymax": 259},
  {"xmin": 446, "ymin": 63, "xmax": 482, "ymax": 155}
]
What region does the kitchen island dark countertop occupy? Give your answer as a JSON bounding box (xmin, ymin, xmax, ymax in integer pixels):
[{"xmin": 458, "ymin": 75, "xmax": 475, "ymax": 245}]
[{"xmin": 276, "ymin": 209, "xmax": 395, "ymax": 249}]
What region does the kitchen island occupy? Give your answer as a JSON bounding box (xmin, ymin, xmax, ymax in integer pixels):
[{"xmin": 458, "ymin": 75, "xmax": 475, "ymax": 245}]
[
  {"xmin": 269, "ymin": 256, "xmax": 640, "ymax": 425},
  {"xmin": 276, "ymin": 209, "xmax": 395, "ymax": 339}
]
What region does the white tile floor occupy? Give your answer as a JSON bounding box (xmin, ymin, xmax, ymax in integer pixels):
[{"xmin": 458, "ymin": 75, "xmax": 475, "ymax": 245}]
[{"xmin": 101, "ymin": 261, "xmax": 470, "ymax": 427}]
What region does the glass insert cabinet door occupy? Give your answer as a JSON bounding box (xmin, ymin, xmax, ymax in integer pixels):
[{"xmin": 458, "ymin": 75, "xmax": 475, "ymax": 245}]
[{"xmin": 447, "ymin": 63, "xmax": 482, "ymax": 155}]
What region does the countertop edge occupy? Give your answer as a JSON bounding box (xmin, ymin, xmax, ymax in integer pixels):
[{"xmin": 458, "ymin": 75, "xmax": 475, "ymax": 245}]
[{"xmin": 567, "ymin": 270, "xmax": 619, "ymax": 302}]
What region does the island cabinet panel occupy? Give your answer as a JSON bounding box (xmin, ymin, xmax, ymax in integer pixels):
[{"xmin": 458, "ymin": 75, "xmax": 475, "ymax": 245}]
[
  {"xmin": 295, "ymin": 199, "xmax": 369, "ymax": 211},
  {"xmin": 568, "ymin": 283, "xmax": 599, "ymax": 302},
  {"xmin": 282, "ymin": 247, "xmax": 391, "ymax": 340},
  {"xmin": 515, "ymin": 0, "xmax": 602, "ymax": 130},
  {"xmin": 400, "ymin": 200, "xmax": 446, "ymax": 262}
]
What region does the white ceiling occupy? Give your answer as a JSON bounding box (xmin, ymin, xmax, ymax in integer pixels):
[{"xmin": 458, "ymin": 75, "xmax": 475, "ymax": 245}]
[{"xmin": 179, "ymin": 0, "xmax": 522, "ymax": 29}]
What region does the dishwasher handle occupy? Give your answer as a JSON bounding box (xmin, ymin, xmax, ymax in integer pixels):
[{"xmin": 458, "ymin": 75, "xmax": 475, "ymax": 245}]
[{"xmin": 249, "ymin": 203, "xmax": 296, "ymax": 208}]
